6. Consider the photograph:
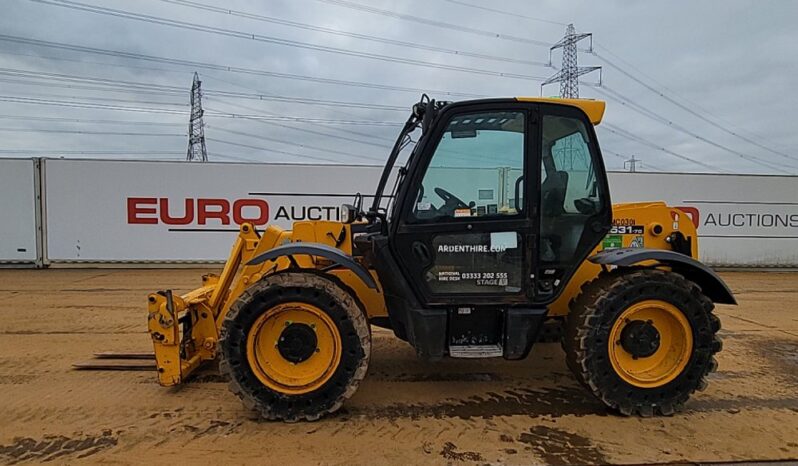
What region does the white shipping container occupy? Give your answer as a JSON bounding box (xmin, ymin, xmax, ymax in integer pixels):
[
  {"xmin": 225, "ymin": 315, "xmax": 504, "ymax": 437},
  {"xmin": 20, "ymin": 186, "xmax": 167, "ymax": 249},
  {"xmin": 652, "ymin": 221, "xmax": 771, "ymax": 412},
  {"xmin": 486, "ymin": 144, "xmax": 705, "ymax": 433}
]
[
  {"xmin": 21, "ymin": 158, "xmax": 798, "ymax": 266},
  {"xmin": 0, "ymin": 158, "xmax": 37, "ymax": 263}
]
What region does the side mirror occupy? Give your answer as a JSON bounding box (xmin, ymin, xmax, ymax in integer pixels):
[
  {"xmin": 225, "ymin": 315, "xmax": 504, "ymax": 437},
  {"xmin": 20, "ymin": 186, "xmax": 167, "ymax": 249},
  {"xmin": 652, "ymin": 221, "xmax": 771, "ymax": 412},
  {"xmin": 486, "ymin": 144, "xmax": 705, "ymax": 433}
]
[{"xmin": 340, "ymin": 204, "xmax": 359, "ymax": 224}]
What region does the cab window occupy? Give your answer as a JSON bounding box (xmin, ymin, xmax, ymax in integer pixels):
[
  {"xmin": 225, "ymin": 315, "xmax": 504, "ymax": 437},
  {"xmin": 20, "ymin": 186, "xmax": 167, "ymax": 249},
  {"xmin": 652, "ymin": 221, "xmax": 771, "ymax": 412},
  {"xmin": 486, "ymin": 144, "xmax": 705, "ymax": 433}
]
[
  {"xmin": 539, "ymin": 114, "xmax": 602, "ymax": 263},
  {"xmin": 411, "ymin": 111, "xmax": 525, "ymax": 221}
]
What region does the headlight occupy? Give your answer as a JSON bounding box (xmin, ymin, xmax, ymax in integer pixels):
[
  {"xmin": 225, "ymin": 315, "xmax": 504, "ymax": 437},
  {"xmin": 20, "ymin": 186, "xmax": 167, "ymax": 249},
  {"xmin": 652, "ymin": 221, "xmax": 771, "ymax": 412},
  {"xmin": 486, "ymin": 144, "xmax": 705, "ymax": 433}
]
[{"xmin": 340, "ymin": 204, "xmax": 357, "ymax": 224}]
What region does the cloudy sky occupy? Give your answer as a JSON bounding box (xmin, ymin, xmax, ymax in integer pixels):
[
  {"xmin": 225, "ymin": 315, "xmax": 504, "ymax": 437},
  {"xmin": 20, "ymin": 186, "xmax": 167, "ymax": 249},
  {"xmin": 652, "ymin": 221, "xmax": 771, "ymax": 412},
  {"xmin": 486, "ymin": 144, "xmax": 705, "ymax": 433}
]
[{"xmin": 1, "ymin": 0, "xmax": 796, "ymax": 174}]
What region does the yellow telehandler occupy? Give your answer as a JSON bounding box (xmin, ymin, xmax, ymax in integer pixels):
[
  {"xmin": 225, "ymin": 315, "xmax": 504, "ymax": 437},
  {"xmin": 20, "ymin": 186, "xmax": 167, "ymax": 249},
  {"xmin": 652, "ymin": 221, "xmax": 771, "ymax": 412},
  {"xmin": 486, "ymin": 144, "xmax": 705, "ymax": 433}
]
[{"xmin": 138, "ymin": 96, "xmax": 734, "ymax": 420}]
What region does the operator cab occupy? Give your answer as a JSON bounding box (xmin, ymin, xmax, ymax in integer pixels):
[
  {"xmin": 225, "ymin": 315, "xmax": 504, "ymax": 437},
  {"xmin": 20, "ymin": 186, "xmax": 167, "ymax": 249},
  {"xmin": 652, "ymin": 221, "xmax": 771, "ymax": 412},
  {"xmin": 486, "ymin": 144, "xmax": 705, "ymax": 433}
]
[{"xmin": 353, "ymin": 97, "xmax": 611, "ymax": 360}]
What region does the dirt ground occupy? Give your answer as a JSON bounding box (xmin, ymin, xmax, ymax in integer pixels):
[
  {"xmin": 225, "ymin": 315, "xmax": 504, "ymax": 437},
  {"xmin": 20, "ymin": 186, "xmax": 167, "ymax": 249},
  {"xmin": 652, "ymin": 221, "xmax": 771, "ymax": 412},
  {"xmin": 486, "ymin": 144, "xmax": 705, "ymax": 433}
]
[{"xmin": 0, "ymin": 269, "xmax": 796, "ymax": 465}]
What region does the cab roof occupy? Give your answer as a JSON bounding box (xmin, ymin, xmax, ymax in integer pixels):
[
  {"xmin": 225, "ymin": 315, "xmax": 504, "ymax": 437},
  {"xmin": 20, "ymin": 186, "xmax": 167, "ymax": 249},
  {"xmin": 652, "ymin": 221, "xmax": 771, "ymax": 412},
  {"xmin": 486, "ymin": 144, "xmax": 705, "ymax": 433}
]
[{"xmin": 515, "ymin": 97, "xmax": 606, "ymax": 125}]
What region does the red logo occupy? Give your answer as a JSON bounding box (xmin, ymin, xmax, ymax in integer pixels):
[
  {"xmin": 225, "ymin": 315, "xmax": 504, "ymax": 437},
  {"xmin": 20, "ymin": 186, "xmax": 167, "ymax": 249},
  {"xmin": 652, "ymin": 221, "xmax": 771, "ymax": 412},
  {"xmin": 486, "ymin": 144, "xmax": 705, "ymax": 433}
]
[
  {"xmin": 127, "ymin": 197, "xmax": 269, "ymax": 226},
  {"xmin": 675, "ymin": 206, "xmax": 700, "ymax": 228}
]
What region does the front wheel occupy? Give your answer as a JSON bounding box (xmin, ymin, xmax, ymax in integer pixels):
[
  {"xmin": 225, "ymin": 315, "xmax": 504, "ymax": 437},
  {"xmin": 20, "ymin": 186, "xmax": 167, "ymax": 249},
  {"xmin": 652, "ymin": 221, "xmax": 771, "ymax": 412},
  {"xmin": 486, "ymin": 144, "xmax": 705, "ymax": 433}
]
[
  {"xmin": 219, "ymin": 272, "xmax": 371, "ymax": 421},
  {"xmin": 564, "ymin": 269, "xmax": 722, "ymax": 416}
]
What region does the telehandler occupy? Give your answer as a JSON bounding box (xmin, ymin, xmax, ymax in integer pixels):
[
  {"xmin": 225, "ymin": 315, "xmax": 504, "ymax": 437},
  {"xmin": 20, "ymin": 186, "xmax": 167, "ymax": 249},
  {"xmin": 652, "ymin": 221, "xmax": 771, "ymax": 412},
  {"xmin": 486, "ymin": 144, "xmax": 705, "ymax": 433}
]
[{"xmin": 142, "ymin": 96, "xmax": 734, "ymax": 420}]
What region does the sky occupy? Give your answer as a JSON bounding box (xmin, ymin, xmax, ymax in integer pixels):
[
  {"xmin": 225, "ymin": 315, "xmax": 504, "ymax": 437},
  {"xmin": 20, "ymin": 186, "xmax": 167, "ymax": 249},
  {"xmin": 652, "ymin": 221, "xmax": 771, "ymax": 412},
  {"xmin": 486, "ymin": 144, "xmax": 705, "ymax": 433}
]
[{"xmin": 1, "ymin": 0, "xmax": 797, "ymax": 174}]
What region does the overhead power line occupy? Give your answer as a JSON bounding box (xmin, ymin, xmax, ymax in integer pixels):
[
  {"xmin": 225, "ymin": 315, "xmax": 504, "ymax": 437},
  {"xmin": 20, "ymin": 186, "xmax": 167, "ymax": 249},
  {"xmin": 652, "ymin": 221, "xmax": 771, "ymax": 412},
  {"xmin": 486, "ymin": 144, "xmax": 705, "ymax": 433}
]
[
  {"xmin": 207, "ymin": 141, "xmax": 381, "ymax": 166},
  {"xmin": 206, "ymin": 99, "xmax": 393, "ymax": 149},
  {"xmin": 592, "ymin": 85, "xmax": 798, "ymax": 172},
  {"xmin": 157, "ymin": 0, "xmax": 547, "ymax": 68},
  {"xmin": 439, "ymin": 0, "xmax": 566, "ymax": 26},
  {"xmin": 1, "ymin": 90, "xmax": 186, "ymax": 108},
  {"xmin": 602, "ymin": 122, "xmax": 727, "ymax": 173},
  {"xmin": 593, "ymin": 49, "xmax": 796, "ymax": 163},
  {"xmin": 0, "ymin": 127, "xmax": 184, "ymax": 136},
  {"xmin": 208, "ymin": 112, "xmax": 401, "ymax": 126},
  {"xmin": 600, "ymin": 44, "xmax": 793, "ymax": 156},
  {"xmin": 0, "ymin": 149, "xmax": 184, "ymax": 156},
  {"xmin": 206, "ymin": 97, "xmax": 393, "ymax": 150},
  {"xmin": 207, "ymin": 152, "xmax": 263, "ymax": 163},
  {"xmin": 0, "ymin": 76, "xmax": 186, "ymax": 97},
  {"xmin": 0, "ymin": 115, "xmax": 184, "ymax": 126},
  {"xmin": 207, "ymin": 138, "xmax": 339, "ymax": 164},
  {"xmin": 0, "ymin": 67, "xmax": 182, "ymax": 90},
  {"xmin": 0, "ymin": 95, "xmax": 187, "ymax": 115},
  {"xmin": 29, "ymin": 0, "xmax": 549, "ymax": 81},
  {"xmin": 436, "ymin": 0, "xmax": 794, "ymax": 172},
  {"xmin": 201, "ymin": 72, "xmax": 401, "ymax": 145},
  {"xmin": 313, "ymin": 0, "xmax": 553, "ymax": 47},
  {"xmin": 207, "ymin": 125, "xmax": 384, "ymax": 163},
  {"xmin": 0, "ymin": 34, "xmax": 483, "ymax": 97},
  {"xmin": 0, "ymin": 94, "xmax": 404, "ymax": 126},
  {"xmin": 0, "ymin": 67, "xmax": 409, "ymax": 112}
]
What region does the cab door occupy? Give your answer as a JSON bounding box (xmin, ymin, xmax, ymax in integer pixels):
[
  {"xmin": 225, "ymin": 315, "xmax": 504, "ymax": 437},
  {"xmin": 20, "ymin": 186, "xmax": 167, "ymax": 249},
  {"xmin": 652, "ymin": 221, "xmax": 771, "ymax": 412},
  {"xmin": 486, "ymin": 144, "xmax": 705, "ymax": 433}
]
[{"xmin": 390, "ymin": 103, "xmax": 538, "ymax": 306}]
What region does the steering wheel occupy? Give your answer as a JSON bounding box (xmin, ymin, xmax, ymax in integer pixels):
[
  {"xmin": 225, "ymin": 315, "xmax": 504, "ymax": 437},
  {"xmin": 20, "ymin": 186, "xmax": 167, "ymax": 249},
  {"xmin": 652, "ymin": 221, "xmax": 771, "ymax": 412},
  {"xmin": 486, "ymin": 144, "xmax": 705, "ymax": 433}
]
[{"xmin": 434, "ymin": 187, "xmax": 470, "ymax": 216}]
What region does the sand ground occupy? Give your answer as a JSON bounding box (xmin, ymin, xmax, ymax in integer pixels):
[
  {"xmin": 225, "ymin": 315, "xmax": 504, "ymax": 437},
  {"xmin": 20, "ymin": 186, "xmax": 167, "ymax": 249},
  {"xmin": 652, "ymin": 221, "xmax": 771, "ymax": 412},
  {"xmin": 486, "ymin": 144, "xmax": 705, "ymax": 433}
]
[{"xmin": 0, "ymin": 269, "xmax": 796, "ymax": 465}]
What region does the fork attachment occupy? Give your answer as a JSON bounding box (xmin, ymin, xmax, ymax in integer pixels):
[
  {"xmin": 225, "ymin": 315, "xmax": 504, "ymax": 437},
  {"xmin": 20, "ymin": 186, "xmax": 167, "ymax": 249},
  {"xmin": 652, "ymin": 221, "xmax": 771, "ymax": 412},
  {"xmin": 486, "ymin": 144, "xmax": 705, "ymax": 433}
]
[{"xmin": 147, "ymin": 284, "xmax": 219, "ymax": 386}]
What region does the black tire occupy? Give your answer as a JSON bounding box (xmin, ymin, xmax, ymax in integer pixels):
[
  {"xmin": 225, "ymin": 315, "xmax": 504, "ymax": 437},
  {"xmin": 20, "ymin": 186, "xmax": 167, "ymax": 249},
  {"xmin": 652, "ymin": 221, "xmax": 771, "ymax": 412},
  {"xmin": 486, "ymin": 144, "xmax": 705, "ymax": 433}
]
[
  {"xmin": 563, "ymin": 268, "xmax": 722, "ymax": 416},
  {"xmin": 218, "ymin": 272, "xmax": 371, "ymax": 421}
]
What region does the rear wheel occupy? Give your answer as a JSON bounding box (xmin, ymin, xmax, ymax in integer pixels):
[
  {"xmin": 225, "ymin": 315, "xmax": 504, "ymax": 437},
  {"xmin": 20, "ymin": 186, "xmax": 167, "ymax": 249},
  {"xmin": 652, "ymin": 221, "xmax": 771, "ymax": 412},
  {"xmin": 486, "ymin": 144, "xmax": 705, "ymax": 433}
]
[
  {"xmin": 219, "ymin": 272, "xmax": 370, "ymax": 421},
  {"xmin": 564, "ymin": 269, "xmax": 721, "ymax": 416}
]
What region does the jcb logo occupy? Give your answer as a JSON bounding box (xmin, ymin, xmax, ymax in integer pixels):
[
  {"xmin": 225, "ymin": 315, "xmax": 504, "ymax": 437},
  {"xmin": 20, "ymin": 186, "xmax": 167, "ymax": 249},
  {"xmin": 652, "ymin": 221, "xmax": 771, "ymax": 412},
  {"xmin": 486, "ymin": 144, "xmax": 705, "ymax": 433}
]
[
  {"xmin": 675, "ymin": 206, "xmax": 700, "ymax": 228},
  {"xmin": 127, "ymin": 197, "xmax": 269, "ymax": 226}
]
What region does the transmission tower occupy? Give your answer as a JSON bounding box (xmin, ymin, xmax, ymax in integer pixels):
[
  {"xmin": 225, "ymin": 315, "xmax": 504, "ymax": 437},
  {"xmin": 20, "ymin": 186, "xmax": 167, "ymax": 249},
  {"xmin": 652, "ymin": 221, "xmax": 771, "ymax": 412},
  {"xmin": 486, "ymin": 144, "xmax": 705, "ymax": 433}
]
[
  {"xmin": 542, "ymin": 24, "xmax": 601, "ymax": 98},
  {"xmin": 624, "ymin": 155, "xmax": 642, "ymax": 172},
  {"xmin": 542, "ymin": 24, "xmax": 601, "ymax": 170},
  {"xmin": 186, "ymin": 72, "xmax": 208, "ymax": 162}
]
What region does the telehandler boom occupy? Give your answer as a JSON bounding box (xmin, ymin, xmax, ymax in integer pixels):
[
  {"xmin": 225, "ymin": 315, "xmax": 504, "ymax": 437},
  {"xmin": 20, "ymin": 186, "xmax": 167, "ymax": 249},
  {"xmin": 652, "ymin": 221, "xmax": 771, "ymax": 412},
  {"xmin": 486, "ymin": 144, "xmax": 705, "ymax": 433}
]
[{"xmin": 143, "ymin": 96, "xmax": 734, "ymax": 420}]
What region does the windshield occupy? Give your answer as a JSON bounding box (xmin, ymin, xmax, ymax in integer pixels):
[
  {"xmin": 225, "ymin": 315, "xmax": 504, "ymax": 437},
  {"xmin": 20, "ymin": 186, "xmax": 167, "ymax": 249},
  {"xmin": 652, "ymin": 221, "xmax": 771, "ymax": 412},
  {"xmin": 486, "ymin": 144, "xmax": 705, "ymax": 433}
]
[{"xmin": 412, "ymin": 111, "xmax": 526, "ymax": 221}]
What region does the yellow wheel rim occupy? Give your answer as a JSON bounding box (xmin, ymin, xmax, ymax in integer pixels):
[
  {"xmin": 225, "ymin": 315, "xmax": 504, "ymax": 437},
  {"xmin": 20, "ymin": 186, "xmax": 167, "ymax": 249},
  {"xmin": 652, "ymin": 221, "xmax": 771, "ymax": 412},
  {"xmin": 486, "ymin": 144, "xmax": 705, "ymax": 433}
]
[
  {"xmin": 246, "ymin": 302, "xmax": 341, "ymax": 395},
  {"xmin": 608, "ymin": 300, "xmax": 693, "ymax": 388}
]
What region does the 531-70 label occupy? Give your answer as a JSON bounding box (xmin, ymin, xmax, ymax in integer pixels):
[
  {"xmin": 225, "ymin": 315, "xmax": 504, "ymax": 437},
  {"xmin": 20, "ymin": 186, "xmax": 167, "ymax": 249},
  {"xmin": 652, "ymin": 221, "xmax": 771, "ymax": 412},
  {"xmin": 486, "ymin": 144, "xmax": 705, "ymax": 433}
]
[{"xmin": 609, "ymin": 225, "xmax": 644, "ymax": 235}]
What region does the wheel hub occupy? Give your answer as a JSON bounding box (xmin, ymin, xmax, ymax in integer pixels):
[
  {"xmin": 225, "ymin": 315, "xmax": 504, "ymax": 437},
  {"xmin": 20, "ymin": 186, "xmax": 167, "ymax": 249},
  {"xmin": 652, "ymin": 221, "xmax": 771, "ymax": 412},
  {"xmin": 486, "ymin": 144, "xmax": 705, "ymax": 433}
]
[
  {"xmin": 607, "ymin": 300, "xmax": 694, "ymax": 388},
  {"xmin": 246, "ymin": 302, "xmax": 342, "ymax": 395},
  {"xmin": 277, "ymin": 323, "xmax": 318, "ymax": 363},
  {"xmin": 619, "ymin": 319, "xmax": 660, "ymax": 358}
]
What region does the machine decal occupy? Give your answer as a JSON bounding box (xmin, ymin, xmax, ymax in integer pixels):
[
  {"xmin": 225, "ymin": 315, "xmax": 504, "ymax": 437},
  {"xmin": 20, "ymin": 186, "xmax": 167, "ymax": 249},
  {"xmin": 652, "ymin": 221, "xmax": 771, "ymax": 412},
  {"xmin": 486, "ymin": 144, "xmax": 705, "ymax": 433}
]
[
  {"xmin": 630, "ymin": 235, "xmax": 645, "ymax": 248},
  {"xmin": 437, "ymin": 244, "xmax": 511, "ymax": 253},
  {"xmin": 609, "ymin": 225, "xmax": 644, "ymax": 235},
  {"xmin": 602, "ymin": 234, "xmax": 623, "ymax": 250},
  {"xmin": 428, "ymin": 232, "xmax": 522, "ymax": 293},
  {"xmin": 453, "ymin": 208, "xmax": 472, "ymax": 218},
  {"xmin": 612, "ymin": 217, "xmax": 636, "ymax": 226}
]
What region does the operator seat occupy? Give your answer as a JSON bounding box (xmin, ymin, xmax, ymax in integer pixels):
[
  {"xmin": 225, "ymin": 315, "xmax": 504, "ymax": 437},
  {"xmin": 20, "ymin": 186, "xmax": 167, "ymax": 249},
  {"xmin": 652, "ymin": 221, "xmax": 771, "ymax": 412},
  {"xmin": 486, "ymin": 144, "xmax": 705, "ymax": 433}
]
[
  {"xmin": 540, "ymin": 170, "xmax": 568, "ymax": 262},
  {"xmin": 541, "ymin": 170, "xmax": 568, "ymax": 217}
]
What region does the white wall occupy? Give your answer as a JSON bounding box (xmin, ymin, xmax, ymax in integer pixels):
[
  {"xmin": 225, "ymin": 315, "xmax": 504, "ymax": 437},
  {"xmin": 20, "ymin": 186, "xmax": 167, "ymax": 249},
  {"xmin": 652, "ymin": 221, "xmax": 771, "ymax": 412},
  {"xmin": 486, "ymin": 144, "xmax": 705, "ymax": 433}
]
[
  {"xmin": 1, "ymin": 158, "xmax": 795, "ymax": 266},
  {"xmin": 0, "ymin": 159, "xmax": 37, "ymax": 263}
]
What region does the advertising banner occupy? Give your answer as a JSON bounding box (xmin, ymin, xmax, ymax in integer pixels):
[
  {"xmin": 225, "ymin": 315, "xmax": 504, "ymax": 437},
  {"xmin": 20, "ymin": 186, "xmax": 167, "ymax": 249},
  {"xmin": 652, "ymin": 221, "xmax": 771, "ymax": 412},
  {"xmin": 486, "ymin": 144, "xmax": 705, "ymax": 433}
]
[{"xmin": 43, "ymin": 159, "xmax": 384, "ymax": 262}]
